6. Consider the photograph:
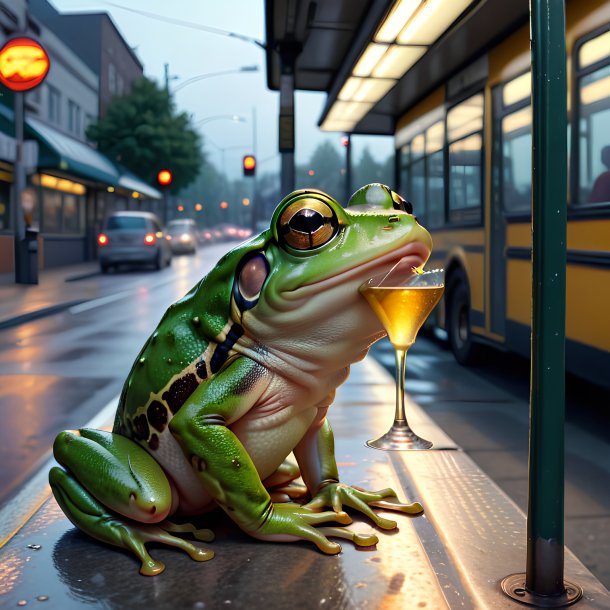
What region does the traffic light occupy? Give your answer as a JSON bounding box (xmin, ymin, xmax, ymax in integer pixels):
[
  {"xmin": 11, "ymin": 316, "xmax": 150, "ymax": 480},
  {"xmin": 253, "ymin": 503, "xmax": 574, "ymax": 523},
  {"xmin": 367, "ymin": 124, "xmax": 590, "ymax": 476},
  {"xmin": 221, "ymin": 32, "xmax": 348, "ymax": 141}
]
[
  {"xmin": 157, "ymin": 169, "xmax": 173, "ymax": 186},
  {"xmin": 243, "ymin": 155, "xmax": 256, "ymax": 177}
]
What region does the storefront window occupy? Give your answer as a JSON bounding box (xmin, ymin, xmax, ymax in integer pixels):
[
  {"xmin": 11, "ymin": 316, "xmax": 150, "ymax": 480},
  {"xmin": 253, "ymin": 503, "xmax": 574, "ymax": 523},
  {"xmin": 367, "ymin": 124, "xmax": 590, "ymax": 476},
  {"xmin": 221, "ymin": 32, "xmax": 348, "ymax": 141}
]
[
  {"xmin": 42, "ymin": 190, "xmax": 62, "ymax": 233},
  {"xmin": 0, "ymin": 166, "xmax": 10, "ymax": 231},
  {"xmin": 62, "ymin": 194, "xmax": 80, "ymax": 232}
]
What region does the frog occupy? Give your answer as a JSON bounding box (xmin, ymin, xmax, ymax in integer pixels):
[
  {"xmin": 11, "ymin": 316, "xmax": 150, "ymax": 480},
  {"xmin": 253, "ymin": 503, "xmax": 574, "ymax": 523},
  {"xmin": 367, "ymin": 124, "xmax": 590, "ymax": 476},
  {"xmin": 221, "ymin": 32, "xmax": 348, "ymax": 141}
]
[{"xmin": 49, "ymin": 184, "xmax": 433, "ymax": 576}]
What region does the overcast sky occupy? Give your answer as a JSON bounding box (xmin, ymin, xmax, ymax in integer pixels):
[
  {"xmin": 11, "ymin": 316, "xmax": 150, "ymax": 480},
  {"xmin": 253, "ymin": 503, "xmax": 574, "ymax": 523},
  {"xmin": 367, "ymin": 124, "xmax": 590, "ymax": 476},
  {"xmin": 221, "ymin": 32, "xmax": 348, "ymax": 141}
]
[{"xmin": 50, "ymin": 0, "xmax": 393, "ymax": 183}]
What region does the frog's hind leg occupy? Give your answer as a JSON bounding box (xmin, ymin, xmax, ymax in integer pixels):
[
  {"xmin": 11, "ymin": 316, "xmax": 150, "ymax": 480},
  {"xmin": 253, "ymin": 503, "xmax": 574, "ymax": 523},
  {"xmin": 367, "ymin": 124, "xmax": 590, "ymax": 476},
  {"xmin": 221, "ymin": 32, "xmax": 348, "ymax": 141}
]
[
  {"xmin": 263, "ymin": 458, "xmax": 308, "ymax": 502},
  {"xmin": 50, "ymin": 429, "xmax": 213, "ymax": 575}
]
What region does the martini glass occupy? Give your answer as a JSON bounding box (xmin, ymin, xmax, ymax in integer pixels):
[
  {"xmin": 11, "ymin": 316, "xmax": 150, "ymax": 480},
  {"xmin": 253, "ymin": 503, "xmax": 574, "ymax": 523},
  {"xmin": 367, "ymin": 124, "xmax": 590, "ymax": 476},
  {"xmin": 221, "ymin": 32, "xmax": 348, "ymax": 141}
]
[{"xmin": 360, "ymin": 267, "xmax": 444, "ymax": 450}]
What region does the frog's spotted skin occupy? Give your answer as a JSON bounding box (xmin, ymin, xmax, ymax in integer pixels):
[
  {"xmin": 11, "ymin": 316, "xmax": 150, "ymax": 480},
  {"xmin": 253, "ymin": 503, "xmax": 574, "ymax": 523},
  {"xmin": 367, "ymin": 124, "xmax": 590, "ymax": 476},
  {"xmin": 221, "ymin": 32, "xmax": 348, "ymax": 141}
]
[{"xmin": 50, "ymin": 185, "xmax": 431, "ymax": 575}]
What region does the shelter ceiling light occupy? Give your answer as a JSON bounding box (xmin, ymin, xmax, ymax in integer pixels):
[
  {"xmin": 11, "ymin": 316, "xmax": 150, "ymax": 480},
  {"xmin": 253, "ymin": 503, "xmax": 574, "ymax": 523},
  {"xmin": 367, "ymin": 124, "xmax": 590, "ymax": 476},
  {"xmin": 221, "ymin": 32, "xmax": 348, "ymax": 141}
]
[
  {"xmin": 374, "ymin": 0, "xmax": 421, "ymax": 43},
  {"xmin": 372, "ymin": 45, "xmax": 426, "ymax": 78},
  {"xmin": 353, "ymin": 43, "xmax": 388, "ymax": 77},
  {"xmin": 398, "ymin": 0, "xmax": 474, "ymax": 45},
  {"xmin": 338, "ymin": 77, "xmax": 397, "ymax": 103}
]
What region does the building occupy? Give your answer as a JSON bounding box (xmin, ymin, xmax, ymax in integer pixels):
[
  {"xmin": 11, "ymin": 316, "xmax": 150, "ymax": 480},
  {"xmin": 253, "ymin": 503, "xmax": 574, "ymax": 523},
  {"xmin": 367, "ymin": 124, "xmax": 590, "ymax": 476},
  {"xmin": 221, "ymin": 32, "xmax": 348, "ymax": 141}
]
[
  {"xmin": 28, "ymin": 0, "xmax": 144, "ymax": 118},
  {"xmin": 0, "ymin": 0, "xmax": 159, "ymax": 276}
]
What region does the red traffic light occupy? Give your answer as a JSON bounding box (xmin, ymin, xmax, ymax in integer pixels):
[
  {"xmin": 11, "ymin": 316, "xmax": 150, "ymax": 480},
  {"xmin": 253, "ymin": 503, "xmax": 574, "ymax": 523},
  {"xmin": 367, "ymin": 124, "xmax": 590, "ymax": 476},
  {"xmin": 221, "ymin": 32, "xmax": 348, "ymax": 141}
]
[
  {"xmin": 341, "ymin": 136, "xmax": 349, "ymax": 147},
  {"xmin": 220, "ymin": 201, "xmax": 229, "ymax": 209},
  {"xmin": 157, "ymin": 169, "xmax": 173, "ymax": 186},
  {"xmin": 243, "ymin": 155, "xmax": 256, "ymax": 177}
]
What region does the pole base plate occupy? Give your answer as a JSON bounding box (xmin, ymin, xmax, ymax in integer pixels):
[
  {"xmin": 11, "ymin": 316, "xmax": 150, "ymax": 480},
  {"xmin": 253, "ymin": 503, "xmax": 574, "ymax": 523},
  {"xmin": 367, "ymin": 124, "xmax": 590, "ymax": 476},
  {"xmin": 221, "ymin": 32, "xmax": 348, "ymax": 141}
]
[{"xmin": 501, "ymin": 574, "xmax": 583, "ymax": 607}]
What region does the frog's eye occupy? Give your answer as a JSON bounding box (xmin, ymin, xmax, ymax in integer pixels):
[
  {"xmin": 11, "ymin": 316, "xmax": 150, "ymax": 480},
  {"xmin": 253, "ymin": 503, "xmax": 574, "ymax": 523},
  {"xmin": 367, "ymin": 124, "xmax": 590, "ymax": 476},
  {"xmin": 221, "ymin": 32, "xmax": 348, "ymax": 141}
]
[
  {"xmin": 391, "ymin": 191, "xmax": 413, "ymax": 214},
  {"xmin": 278, "ymin": 198, "xmax": 339, "ymax": 251},
  {"xmin": 234, "ymin": 252, "xmax": 269, "ymax": 310}
]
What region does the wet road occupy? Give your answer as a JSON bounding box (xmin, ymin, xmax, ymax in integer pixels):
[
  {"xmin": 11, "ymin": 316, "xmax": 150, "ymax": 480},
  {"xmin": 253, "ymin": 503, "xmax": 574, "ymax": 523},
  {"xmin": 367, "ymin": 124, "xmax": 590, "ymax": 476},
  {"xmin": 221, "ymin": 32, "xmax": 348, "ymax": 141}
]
[
  {"xmin": 0, "ymin": 242, "xmax": 236, "ymax": 506},
  {"xmin": 370, "ymin": 336, "xmax": 610, "ymax": 588}
]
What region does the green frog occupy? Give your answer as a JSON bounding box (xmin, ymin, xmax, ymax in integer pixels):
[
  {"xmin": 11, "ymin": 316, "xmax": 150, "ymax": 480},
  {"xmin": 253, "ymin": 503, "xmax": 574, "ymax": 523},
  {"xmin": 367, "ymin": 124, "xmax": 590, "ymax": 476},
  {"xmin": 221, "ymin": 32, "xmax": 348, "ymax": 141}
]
[{"xmin": 50, "ymin": 184, "xmax": 432, "ymax": 576}]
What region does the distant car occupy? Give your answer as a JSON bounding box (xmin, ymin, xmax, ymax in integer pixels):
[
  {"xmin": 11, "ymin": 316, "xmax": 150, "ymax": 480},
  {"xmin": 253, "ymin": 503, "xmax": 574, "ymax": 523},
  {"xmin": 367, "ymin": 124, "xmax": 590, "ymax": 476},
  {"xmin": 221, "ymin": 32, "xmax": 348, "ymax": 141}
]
[
  {"xmin": 97, "ymin": 211, "xmax": 172, "ymax": 273},
  {"xmin": 167, "ymin": 218, "xmax": 198, "ymax": 254}
]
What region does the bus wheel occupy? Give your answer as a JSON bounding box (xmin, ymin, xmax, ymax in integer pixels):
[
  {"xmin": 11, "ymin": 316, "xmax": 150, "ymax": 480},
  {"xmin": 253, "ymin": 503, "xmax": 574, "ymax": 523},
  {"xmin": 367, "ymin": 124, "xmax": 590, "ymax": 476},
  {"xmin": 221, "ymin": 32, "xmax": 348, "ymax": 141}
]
[{"xmin": 447, "ymin": 278, "xmax": 479, "ymax": 365}]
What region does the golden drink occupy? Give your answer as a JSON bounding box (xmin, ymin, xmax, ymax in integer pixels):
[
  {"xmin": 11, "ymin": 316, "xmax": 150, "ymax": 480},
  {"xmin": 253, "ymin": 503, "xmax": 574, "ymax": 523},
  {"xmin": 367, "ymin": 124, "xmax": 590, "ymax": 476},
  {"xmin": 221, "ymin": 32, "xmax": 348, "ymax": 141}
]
[{"xmin": 360, "ymin": 285, "xmax": 444, "ymax": 350}]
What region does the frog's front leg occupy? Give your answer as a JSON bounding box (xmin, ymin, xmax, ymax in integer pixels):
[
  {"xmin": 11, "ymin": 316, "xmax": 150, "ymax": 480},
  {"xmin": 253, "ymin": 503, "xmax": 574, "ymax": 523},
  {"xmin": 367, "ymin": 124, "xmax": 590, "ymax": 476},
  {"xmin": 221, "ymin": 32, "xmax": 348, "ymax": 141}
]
[
  {"xmin": 295, "ymin": 414, "xmax": 423, "ymax": 529},
  {"xmin": 50, "ymin": 428, "xmax": 213, "ymax": 575},
  {"xmin": 169, "ymin": 356, "xmax": 363, "ymax": 553}
]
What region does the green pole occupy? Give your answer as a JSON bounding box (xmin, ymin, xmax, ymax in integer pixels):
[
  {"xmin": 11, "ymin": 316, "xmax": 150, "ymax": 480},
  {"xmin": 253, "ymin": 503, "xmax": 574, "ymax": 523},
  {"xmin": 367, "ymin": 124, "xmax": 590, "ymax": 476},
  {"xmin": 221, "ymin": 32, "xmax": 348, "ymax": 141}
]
[
  {"xmin": 502, "ymin": 0, "xmax": 582, "ymax": 604},
  {"xmin": 528, "ymin": 0, "xmax": 568, "ymax": 596}
]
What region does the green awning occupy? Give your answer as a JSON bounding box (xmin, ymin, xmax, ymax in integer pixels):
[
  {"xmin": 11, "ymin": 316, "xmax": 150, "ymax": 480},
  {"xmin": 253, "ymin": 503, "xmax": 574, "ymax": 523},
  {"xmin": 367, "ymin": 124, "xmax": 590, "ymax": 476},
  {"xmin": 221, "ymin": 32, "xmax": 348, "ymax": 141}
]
[
  {"xmin": 27, "ymin": 116, "xmax": 119, "ymax": 185},
  {"xmin": 116, "ymin": 167, "xmax": 161, "ymax": 200},
  {"xmin": 0, "ymin": 103, "xmax": 161, "ymax": 199}
]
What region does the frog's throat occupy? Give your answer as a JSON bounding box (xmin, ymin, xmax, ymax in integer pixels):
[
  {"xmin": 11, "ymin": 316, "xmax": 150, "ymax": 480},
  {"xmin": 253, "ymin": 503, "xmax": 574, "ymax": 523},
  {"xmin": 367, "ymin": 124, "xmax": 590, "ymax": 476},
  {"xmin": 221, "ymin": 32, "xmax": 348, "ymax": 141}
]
[{"xmin": 287, "ymin": 240, "xmax": 430, "ymax": 299}]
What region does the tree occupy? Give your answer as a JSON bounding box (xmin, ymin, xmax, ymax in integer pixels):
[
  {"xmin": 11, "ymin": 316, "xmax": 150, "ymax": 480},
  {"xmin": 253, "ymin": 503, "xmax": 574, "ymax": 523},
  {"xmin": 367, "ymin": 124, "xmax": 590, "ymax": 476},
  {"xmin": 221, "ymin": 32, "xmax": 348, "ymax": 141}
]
[
  {"xmin": 87, "ymin": 78, "xmax": 202, "ymax": 192},
  {"xmin": 297, "ymin": 140, "xmax": 344, "ymax": 201},
  {"xmin": 354, "ymin": 146, "xmax": 393, "ymax": 187}
]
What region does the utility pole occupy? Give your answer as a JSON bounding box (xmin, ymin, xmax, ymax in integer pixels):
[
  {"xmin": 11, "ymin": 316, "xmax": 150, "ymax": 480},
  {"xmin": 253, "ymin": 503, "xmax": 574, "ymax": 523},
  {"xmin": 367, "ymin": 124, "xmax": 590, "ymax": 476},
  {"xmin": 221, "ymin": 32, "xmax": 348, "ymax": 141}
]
[{"xmin": 277, "ymin": 42, "xmax": 300, "ymax": 196}]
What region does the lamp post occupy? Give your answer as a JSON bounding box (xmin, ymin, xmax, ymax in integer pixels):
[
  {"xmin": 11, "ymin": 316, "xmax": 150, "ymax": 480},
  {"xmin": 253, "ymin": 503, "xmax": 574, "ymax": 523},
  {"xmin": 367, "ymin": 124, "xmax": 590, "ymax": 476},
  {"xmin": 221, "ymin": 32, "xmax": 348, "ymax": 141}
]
[{"xmin": 172, "ymin": 65, "xmax": 259, "ymax": 93}]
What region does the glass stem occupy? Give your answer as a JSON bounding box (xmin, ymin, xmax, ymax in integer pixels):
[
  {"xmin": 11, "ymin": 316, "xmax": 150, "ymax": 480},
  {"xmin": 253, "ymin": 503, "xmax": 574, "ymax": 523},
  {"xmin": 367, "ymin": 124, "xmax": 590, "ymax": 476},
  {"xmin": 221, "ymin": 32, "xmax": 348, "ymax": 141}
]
[{"xmin": 394, "ymin": 348, "xmax": 409, "ymax": 425}]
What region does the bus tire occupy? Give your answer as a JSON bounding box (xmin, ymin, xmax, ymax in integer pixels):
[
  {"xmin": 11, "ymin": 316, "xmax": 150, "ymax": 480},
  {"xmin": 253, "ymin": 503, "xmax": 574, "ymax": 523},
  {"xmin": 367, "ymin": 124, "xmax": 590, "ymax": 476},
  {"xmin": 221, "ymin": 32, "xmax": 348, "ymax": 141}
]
[{"xmin": 447, "ymin": 276, "xmax": 479, "ymax": 365}]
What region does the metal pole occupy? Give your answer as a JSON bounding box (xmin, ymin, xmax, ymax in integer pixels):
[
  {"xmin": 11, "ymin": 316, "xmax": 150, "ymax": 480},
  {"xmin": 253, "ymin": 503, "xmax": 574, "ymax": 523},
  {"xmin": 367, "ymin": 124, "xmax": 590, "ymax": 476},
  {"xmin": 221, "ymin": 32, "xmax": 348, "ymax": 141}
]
[
  {"xmin": 344, "ymin": 134, "xmax": 352, "ymax": 204},
  {"xmin": 278, "ymin": 43, "xmax": 299, "ymax": 196},
  {"xmin": 501, "ymin": 1, "xmax": 582, "ymax": 604},
  {"xmin": 251, "ymin": 105, "xmax": 257, "ymax": 229}
]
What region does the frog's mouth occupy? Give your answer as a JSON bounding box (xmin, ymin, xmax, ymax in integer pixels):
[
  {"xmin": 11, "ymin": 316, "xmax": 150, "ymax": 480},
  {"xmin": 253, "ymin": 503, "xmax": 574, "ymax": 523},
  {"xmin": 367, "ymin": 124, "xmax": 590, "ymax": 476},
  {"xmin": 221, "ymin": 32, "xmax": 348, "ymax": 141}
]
[{"xmin": 294, "ymin": 240, "xmax": 430, "ymax": 297}]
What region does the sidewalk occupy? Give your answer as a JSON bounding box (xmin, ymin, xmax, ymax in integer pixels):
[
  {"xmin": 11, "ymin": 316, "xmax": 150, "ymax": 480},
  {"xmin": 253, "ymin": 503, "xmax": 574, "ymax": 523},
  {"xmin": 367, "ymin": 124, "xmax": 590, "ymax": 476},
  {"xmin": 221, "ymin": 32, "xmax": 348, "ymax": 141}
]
[
  {"xmin": 0, "ymin": 262, "xmax": 102, "ymax": 329},
  {"xmin": 0, "ymin": 357, "xmax": 608, "ymax": 609}
]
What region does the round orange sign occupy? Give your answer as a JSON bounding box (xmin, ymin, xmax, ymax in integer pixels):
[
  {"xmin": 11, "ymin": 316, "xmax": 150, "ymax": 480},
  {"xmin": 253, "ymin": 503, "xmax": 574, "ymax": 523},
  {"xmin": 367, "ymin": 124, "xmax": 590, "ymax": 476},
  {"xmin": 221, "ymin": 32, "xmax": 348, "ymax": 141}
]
[{"xmin": 0, "ymin": 37, "xmax": 50, "ymax": 92}]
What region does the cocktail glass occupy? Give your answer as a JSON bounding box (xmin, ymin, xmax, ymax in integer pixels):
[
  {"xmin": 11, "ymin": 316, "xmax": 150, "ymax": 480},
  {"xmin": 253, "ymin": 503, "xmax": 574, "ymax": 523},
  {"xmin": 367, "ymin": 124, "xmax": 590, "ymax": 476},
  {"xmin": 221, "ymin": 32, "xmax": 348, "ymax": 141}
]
[{"xmin": 360, "ymin": 267, "xmax": 444, "ymax": 450}]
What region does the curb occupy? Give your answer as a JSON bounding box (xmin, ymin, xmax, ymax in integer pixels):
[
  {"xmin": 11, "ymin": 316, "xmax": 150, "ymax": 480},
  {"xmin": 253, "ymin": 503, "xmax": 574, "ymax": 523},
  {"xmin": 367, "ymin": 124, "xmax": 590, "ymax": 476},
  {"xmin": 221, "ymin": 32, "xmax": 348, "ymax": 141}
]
[{"xmin": 0, "ymin": 300, "xmax": 87, "ymax": 331}]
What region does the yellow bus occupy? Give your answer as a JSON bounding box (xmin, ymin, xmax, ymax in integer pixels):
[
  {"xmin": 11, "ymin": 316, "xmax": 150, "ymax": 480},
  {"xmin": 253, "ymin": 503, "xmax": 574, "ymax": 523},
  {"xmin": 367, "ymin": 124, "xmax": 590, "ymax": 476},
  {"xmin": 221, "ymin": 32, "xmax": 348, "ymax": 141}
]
[{"xmin": 395, "ymin": 0, "xmax": 610, "ymax": 385}]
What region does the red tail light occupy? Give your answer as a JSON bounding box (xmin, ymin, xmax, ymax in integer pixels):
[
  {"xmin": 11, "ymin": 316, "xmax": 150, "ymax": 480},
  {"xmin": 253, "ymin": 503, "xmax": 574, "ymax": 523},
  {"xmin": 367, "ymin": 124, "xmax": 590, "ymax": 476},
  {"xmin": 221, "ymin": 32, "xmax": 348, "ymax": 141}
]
[
  {"xmin": 98, "ymin": 233, "xmax": 108, "ymax": 246},
  {"xmin": 144, "ymin": 233, "xmax": 157, "ymax": 246}
]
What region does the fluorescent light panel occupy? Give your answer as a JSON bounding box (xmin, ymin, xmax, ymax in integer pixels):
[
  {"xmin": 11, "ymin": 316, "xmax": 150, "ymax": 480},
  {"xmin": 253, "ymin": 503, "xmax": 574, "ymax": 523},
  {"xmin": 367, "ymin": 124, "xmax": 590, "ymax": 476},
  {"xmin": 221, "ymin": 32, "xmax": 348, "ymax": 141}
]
[
  {"xmin": 398, "ymin": 0, "xmax": 473, "ymax": 45},
  {"xmin": 324, "ymin": 0, "xmax": 476, "ymax": 132},
  {"xmin": 372, "ymin": 45, "xmax": 426, "ymax": 78},
  {"xmin": 374, "ymin": 0, "xmax": 421, "ymax": 43},
  {"xmin": 338, "ymin": 77, "xmax": 397, "ymax": 102},
  {"xmin": 353, "ymin": 43, "xmax": 388, "ymax": 77}
]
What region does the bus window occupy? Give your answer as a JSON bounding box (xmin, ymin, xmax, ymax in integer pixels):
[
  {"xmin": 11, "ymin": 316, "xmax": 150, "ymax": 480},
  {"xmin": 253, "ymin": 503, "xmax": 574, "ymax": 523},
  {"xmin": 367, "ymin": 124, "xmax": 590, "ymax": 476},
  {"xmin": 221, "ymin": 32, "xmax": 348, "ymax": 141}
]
[
  {"xmin": 399, "ymin": 143, "xmax": 410, "ymax": 195},
  {"xmin": 410, "ymin": 134, "xmax": 426, "ymax": 221},
  {"xmin": 449, "ymin": 134, "xmax": 483, "ymax": 214},
  {"xmin": 447, "ymin": 94, "xmax": 483, "ymax": 223},
  {"xmin": 426, "ymin": 121, "xmax": 445, "ymax": 227},
  {"xmin": 577, "ymin": 29, "xmax": 610, "ymax": 205},
  {"xmin": 502, "ymin": 106, "xmax": 532, "ymax": 212}
]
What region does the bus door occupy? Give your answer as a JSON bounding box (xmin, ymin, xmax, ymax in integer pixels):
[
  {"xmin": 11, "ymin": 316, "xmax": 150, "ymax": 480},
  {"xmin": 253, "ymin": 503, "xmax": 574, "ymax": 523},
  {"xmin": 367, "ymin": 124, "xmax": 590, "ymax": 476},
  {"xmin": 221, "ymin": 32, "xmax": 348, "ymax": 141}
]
[{"xmin": 491, "ymin": 74, "xmax": 532, "ymax": 339}]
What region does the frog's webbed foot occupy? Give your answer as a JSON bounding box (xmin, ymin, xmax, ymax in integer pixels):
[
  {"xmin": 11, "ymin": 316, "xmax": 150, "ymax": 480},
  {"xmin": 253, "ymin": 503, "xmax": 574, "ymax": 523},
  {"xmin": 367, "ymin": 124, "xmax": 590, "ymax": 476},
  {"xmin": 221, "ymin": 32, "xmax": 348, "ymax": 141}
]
[
  {"xmin": 305, "ymin": 483, "xmax": 423, "ymax": 530},
  {"xmin": 159, "ymin": 519, "xmax": 215, "ymax": 542},
  {"xmin": 120, "ymin": 522, "xmax": 213, "ymax": 576},
  {"xmin": 253, "ymin": 503, "xmax": 377, "ymax": 553}
]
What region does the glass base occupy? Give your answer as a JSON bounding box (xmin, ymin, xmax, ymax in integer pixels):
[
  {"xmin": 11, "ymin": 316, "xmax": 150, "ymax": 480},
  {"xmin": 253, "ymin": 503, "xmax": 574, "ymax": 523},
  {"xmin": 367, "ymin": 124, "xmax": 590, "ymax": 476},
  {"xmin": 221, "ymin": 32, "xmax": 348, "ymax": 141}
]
[{"xmin": 366, "ymin": 421, "xmax": 433, "ymax": 451}]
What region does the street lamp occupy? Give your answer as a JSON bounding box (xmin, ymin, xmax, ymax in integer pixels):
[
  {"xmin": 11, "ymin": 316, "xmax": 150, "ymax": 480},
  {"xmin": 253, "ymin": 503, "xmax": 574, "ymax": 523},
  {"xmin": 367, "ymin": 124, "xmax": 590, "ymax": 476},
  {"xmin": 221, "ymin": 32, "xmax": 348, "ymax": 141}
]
[
  {"xmin": 173, "ymin": 65, "xmax": 259, "ymax": 93},
  {"xmin": 196, "ymin": 115, "xmax": 245, "ymax": 128}
]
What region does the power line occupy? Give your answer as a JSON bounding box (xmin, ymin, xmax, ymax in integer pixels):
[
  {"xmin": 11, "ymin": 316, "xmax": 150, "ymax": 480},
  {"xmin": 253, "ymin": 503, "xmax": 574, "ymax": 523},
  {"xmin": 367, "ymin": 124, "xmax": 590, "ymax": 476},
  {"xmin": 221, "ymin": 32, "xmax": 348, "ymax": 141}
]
[{"xmin": 102, "ymin": 2, "xmax": 267, "ymax": 50}]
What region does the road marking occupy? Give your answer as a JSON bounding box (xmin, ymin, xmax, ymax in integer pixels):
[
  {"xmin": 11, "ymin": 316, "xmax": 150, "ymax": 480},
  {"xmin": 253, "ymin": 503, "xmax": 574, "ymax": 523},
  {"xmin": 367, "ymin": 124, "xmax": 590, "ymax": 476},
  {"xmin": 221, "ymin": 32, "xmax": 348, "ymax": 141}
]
[
  {"xmin": 69, "ymin": 290, "xmax": 135, "ymax": 314},
  {"xmin": 0, "ymin": 394, "xmax": 120, "ymax": 549}
]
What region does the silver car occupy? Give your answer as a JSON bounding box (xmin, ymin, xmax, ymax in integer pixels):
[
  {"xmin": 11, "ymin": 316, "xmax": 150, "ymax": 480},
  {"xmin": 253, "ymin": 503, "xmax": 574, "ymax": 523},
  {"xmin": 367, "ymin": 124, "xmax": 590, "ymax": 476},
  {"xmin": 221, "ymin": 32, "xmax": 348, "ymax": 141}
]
[
  {"xmin": 98, "ymin": 211, "xmax": 172, "ymax": 273},
  {"xmin": 167, "ymin": 218, "xmax": 198, "ymax": 255}
]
